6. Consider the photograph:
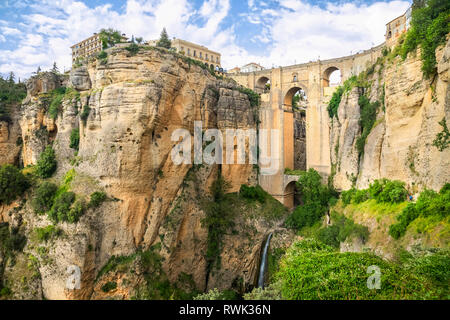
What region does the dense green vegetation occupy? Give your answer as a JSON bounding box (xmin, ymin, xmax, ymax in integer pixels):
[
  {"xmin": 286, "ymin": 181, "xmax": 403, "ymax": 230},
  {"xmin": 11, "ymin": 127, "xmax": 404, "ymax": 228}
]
[
  {"xmin": 286, "ymin": 169, "xmax": 337, "ymax": 230},
  {"xmin": 201, "ymin": 176, "xmax": 235, "ymax": 271},
  {"xmin": 0, "ymin": 74, "xmax": 26, "ymax": 123},
  {"xmin": 80, "ymin": 105, "xmax": 91, "ymax": 125},
  {"xmin": 35, "ymin": 225, "xmax": 61, "ymax": 242},
  {"xmin": 47, "ymin": 87, "xmax": 66, "ymax": 119},
  {"xmin": 69, "ymin": 128, "xmax": 80, "ymax": 151},
  {"xmin": 89, "ymin": 191, "xmax": 107, "ymax": 208},
  {"xmin": 327, "ymin": 86, "xmax": 344, "ymax": 119},
  {"xmin": 396, "ymin": 0, "xmax": 450, "ymax": 78},
  {"xmin": 317, "ymin": 212, "xmax": 369, "ymax": 248},
  {"xmin": 356, "ymin": 96, "xmax": 380, "ymax": 157},
  {"xmin": 389, "ymin": 184, "xmax": 450, "ymax": 239},
  {"xmin": 272, "ymin": 239, "xmax": 448, "ymax": 299},
  {"xmin": 31, "ymin": 181, "xmax": 58, "ymax": 214},
  {"xmin": 341, "ymin": 179, "xmax": 408, "ymax": 207},
  {"xmin": 99, "ymin": 28, "xmax": 123, "ymax": 49},
  {"xmin": 125, "ymin": 43, "xmax": 140, "ymax": 56},
  {"xmin": 194, "ymin": 288, "xmax": 239, "ymax": 300},
  {"xmin": 0, "ymin": 164, "xmax": 29, "ymax": 205},
  {"xmin": 0, "ymin": 222, "xmax": 27, "ymax": 297},
  {"xmin": 35, "ymin": 146, "xmax": 57, "ymax": 178},
  {"xmin": 432, "ymin": 117, "xmax": 450, "ymax": 151}
]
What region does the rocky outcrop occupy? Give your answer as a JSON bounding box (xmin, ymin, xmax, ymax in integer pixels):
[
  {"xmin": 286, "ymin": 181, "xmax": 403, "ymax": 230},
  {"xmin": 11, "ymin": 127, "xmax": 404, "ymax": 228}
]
[
  {"xmin": 330, "ymin": 38, "xmax": 450, "ymax": 192},
  {"xmin": 1, "ymin": 47, "xmax": 288, "ymax": 300},
  {"xmin": 70, "ymin": 66, "xmax": 91, "ymax": 91}
]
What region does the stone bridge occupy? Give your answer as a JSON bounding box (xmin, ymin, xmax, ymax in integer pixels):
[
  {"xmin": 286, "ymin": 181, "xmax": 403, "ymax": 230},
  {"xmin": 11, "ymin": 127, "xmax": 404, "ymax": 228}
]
[{"xmin": 229, "ymin": 44, "xmax": 385, "ymax": 208}]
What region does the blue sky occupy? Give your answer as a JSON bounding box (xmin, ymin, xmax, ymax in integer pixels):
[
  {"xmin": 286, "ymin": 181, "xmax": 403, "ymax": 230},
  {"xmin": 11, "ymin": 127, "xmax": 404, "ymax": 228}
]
[{"xmin": 0, "ymin": 0, "xmax": 411, "ymax": 79}]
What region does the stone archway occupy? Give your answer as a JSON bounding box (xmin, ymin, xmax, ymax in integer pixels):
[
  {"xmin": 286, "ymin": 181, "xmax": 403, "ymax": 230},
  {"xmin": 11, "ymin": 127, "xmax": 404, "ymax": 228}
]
[
  {"xmin": 283, "ymin": 86, "xmax": 308, "ymax": 110},
  {"xmin": 283, "ymin": 180, "xmax": 301, "ymax": 209},
  {"xmin": 255, "ymin": 76, "xmax": 270, "ymax": 93},
  {"xmin": 322, "ymin": 66, "xmax": 341, "ymax": 87}
]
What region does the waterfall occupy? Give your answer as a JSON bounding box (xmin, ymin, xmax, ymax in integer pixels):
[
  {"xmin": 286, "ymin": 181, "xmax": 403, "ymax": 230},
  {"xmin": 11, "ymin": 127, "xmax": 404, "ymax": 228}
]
[{"xmin": 257, "ymin": 233, "xmax": 273, "ymax": 288}]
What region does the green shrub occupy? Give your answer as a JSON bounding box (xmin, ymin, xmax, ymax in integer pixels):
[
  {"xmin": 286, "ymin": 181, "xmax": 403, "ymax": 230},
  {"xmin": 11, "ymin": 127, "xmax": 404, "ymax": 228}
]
[
  {"xmin": 47, "ymin": 191, "xmax": 76, "ymax": 223},
  {"xmin": 35, "ymin": 145, "xmax": 57, "ymax": 178},
  {"xmin": 0, "ymin": 222, "xmax": 27, "ymax": 258},
  {"xmin": 97, "ymin": 50, "xmax": 107, "ymax": 60},
  {"xmin": 69, "ymin": 128, "xmax": 80, "ymax": 150},
  {"xmin": 356, "ymin": 96, "xmax": 380, "ymax": 157},
  {"xmin": 352, "ymin": 189, "xmax": 369, "ymax": 204},
  {"xmin": 31, "ymin": 181, "xmax": 58, "ymax": 214},
  {"xmin": 327, "ymin": 86, "xmax": 344, "ymax": 119},
  {"xmin": 243, "ymin": 282, "xmax": 283, "ymax": 300},
  {"xmin": 341, "ymin": 188, "xmax": 356, "ymax": 206},
  {"xmin": 432, "ymin": 118, "xmax": 450, "ymax": 152},
  {"xmin": 317, "ymin": 212, "xmax": 369, "ymax": 248},
  {"xmin": 0, "ymin": 164, "xmax": 29, "ymax": 204},
  {"xmin": 101, "ymin": 281, "xmax": 117, "ymax": 292},
  {"xmin": 35, "ymin": 225, "xmax": 61, "ymax": 242},
  {"xmin": 125, "ymin": 43, "xmax": 140, "ymax": 55},
  {"xmin": 80, "ymin": 105, "xmax": 91, "ymax": 125},
  {"xmin": 48, "ymin": 87, "xmax": 66, "ymax": 119},
  {"xmin": 276, "ymin": 238, "xmax": 441, "ymax": 299},
  {"xmin": 389, "ymin": 186, "xmax": 449, "ymax": 239},
  {"xmin": 237, "ymin": 87, "xmax": 260, "ymax": 108},
  {"xmin": 368, "ymin": 179, "xmax": 407, "ymax": 203},
  {"xmin": 89, "ymin": 191, "xmax": 107, "ymax": 208},
  {"xmin": 68, "ymin": 199, "xmax": 86, "ymax": 223},
  {"xmin": 239, "ymin": 184, "xmax": 267, "ymax": 202}
]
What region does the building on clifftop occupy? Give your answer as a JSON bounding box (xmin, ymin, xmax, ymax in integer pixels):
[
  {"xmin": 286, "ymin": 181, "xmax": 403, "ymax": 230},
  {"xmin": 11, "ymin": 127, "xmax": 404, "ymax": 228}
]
[{"xmin": 385, "ymin": 6, "xmax": 412, "ymax": 47}]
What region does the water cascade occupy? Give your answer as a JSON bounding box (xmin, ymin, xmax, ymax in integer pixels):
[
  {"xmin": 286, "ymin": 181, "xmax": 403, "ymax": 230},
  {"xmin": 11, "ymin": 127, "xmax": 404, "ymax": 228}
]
[{"xmin": 257, "ymin": 233, "xmax": 273, "ymax": 288}]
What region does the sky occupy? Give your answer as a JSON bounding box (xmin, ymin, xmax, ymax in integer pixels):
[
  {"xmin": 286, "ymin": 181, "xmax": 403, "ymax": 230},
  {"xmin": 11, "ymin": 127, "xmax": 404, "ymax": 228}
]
[{"xmin": 0, "ymin": 0, "xmax": 411, "ymax": 80}]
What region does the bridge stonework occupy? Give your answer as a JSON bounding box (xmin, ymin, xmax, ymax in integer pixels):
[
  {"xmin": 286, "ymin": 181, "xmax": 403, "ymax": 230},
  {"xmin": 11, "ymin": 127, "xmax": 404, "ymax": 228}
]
[{"xmin": 230, "ymin": 44, "xmax": 384, "ymax": 208}]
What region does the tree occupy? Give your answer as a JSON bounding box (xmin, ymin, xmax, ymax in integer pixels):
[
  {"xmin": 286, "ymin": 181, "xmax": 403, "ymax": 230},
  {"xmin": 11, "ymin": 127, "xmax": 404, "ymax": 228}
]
[
  {"xmin": 8, "ymin": 72, "xmax": 14, "ymax": 84},
  {"xmin": 156, "ymin": 28, "xmax": 171, "ymax": 49},
  {"xmin": 131, "ymin": 35, "xmax": 135, "ymax": 43},
  {"xmin": 135, "ymin": 37, "xmax": 143, "ymax": 44},
  {"xmin": 35, "ymin": 145, "xmax": 57, "ymax": 178},
  {"xmin": 0, "ymin": 165, "xmax": 29, "ymax": 205},
  {"xmin": 99, "ymin": 28, "xmax": 123, "ymax": 49},
  {"xmin": 51, "ymin": 62, "xmax": 59, "ymax": 73},
  {"xmin": 34, "ymin": 66, "xmax": 41, "ymax": 75}
]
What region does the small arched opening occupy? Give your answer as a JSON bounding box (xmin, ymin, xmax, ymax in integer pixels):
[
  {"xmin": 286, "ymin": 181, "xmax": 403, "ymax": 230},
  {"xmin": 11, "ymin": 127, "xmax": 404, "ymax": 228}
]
[
  {"xmin": 255, "ymin": 76, "xmax": 270, "ymax": 93},
  {"xmin": 284, "ymin": 181, "xmax": 301, "ymax": 209},
  {"xmin": 322, "ymin": 66, "xmax": 342, "ymax": 88}
]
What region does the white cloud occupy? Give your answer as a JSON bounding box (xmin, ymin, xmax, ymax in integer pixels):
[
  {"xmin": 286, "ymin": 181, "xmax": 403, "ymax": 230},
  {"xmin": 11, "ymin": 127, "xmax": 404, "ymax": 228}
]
[{"xmin": 0, "ymin": 0, "xmax": 411, "ymax": 79}]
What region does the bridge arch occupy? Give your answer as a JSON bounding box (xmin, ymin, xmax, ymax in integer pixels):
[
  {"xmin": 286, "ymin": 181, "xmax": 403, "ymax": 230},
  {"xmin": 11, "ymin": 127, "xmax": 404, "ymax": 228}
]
[
  {"xmin": 283, "ymin": 85, "xmax": 308, "ymax": 110},
  {"xmin": 322, "ymin": 66, "xmax": 342, "ymax": 87},
  {"xmin": 255, "ymin": 76, "xmax": 270, "ymax": 93}
]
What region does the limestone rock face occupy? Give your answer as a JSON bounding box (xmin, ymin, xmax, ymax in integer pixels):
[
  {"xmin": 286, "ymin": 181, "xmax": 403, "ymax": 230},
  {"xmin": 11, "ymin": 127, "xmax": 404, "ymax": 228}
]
[
  {"xmin": 70, "ymin": 66, "xmax": 91, "ymax": 91},
  {"xmin": 330, "ymin": 38, "xmax": 450, "ymax": 192},
  {"xmin": 0, "ymin": 109, "xmax": 22, "ymax": 166},
  {"xmin": 4, "ymin": 47, "xmax": 283, "ymax": 300},
  {"xmin": 24, "ymin": 72, "xmax": 62, "ymax": 103},
  {"xmin": 330, "ymin": 87, "xmax": 361, "ymax": 190}
]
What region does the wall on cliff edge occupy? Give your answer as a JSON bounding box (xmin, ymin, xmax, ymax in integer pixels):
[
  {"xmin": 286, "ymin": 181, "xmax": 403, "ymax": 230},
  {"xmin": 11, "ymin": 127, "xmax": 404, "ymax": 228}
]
[{"xmin": 329, "ymin": 37, "xmax": 450, "ymax": 193}]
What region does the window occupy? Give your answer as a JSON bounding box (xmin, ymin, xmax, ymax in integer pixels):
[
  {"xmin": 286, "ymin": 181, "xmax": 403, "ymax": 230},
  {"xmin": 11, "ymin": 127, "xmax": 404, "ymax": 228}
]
[
  {"xmin": 194, "ymin": 50, "xmax": 196, "ymax": 57},
  {"xmin": 216, "ymin": 57, "xmax": 219, "ymax": 63},
  {"xmin": 206, "ymin": 54, "xmax": 208, "ymax": 61},
  {"xmin": 199, "ymin": 52, "xmax": 202, "ymax": 58},
  {"xmin": 187, "ymin": 48, "xmax": 190, "ymax": 55}
]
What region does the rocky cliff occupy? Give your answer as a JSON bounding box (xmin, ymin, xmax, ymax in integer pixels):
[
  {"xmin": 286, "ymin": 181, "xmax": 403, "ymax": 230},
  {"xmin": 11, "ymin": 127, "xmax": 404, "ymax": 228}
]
[
  {"xmin": 329, "ymin": 38, "xmax": 450, "ymax": 193},
  {"xmin": 0, "ymin": 47, "xmax": 293, "ymax": 299}
]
